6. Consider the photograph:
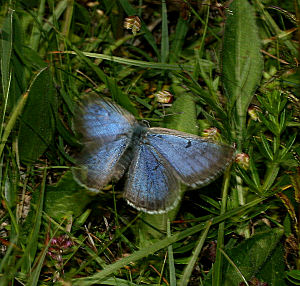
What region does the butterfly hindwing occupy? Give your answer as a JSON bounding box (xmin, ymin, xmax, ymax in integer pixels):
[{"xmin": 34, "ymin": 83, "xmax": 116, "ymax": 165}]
[
  {"xmin": 73, "ymin": 138, "xmax": 131, "ymax": 191},
  {"xmin": 145, "ymin": 128, "xmax": 234, "ymax": 187},
  {"xmin": 124, "ymin": 142, "xmax": 180, "ymax": 213}
]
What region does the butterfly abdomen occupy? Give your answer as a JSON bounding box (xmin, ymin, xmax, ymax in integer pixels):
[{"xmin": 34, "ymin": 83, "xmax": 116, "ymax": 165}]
[{"xmin": 116, "ymin": 123, "xmax": 148, "ymax": 175}]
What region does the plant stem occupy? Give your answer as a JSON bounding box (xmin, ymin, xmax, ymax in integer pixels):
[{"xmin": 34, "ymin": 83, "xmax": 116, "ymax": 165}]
[
  {"xmin": 60, "ymin": 0, "xmax": 74, "ymax": 51},
  {"xmin": 212, "ymin": 165, "xmax": 231, "ymax": 286},
  {"xmin": 30, "ymin": 0, "xmax": 45, "ymax": 51}
]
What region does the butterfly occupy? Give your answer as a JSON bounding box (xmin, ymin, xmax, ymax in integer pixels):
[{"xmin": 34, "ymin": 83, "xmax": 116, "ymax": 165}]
[{"xmin": 73, "ymin": 95, "xmax": 235, "ymax": 214}]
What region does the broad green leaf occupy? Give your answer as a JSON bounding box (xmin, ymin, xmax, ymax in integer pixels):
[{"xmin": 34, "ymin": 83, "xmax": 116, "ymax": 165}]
[
  {"xmin": 257, "ymin": 243, "xmax": 286, "ymax": 285},
  {"xmin": 10, "ymin": 55, "xmax": 26, "ymax": 106},
  {"xmin": 222, "ymin": 0, "xmax": 263, "ymax": 146},
  {"xmin": 45, "ymin": 171, "xmax": 93, "ymax": 220},
  {"xmin": 12, "ymin": 11, "xmax": 27, "ymax": 105},
  {"xmin": 165, "ymin": 94, "xmax": 198, "ymax": 135},
  {"xmin": 18, "ymin": 67, "xmax": 57, "ymax": 163},
  {"xmin": 223, "ymin": 228, "xmax": 284, "ymax": 285}
]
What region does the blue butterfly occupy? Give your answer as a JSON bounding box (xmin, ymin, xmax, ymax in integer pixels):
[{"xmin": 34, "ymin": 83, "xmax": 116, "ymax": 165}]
[{"xmin": 73, "ymin": 95, "xmax": 234, "ymax": 213}]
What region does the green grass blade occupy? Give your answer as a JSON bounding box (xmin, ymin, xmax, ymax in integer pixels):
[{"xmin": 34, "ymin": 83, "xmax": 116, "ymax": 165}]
[
  {"xmin": 42, "ymin": 0, "xmax": 68, "ymax": 33},
  {"xmin": 97, "ymin": 277, "xmax": 139, "ymax": 285},
  {"xmin": 26, "ymin": 239, "xmax": 50, "ymax": 286},
  {"xmin": 169, "ymin": 17, "xmax": 189, "ymax": 63},
  {"xmin": 21, "ymin": 167, "xmax": 47, "ymax": 273},
  {"xmin": 62, "ymin": 51, "xmax": 196, "ymax": 71},
  {"xmin": 0, "ymin": 236, "xmax": 18, "ymax": 285},
  {"xmin": 219, "ymin": 248, "xmax": 249, "ymax": 286},
  {"xmin": 167, "ymin": 219, "xmax": 176, "ymax": 286},
  {"xmin": 178, "ymin": 220, "xmax": 212, "ymax": 286},
  {"xmin": 2, "ymin": 198, "xmax": 19, "ymax": 237},
  {"xmin": 29, "ymin": 0, "xmax": 46, "ymax": 51},
  {"xmin": 260, "ymin": 133, "xmax": 274, "ymax": 161},
  {"xmin": 212, "ymin": 166, "xmax": 232, "ymax": 286},
  {"xmin": 279, "ymin": 133, "xmax": 297, "ymax": 160},
  {"xmin": 0, "ymin": 73, "xmax": 11, "ymax": 140},
  {"xmin": 1, "ymin": 8, "xmax": 13, "ymax": 98},
  {"xmin": 0, "ymin": 92, "xmax": 28, "ymax": 158},
  {"xmin": 71, "ymin": 197, "xmax": 265, "ymax": 285},
  {"xmin": 161, "ymin": 0, "xmax": 169, "ymax": 63},
  {"xmin": 26, "ymin": 222, "xmax": 61, "ymax": 286},
  {"xmin": 0, "ymin": 8, "xmax": 13, "ymax": 139},
  {"xmin": 253, "ymin": 0, "xmax": 297, "ymax": 56}
]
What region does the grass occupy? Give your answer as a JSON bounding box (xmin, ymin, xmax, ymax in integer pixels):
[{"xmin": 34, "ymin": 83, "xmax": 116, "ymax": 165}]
[{"xmin": 0, "ymin": 0, "xmax": 299, "ymax": 285}]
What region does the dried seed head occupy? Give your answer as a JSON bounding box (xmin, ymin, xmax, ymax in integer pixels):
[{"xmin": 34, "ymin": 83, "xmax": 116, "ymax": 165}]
[
  {"xmin": 248, "ymin": 105, "xmax": 262, "ymax": 121},
  {"xmin": 154, "ymin": 90, "xmax": 174, "ymax": 104},
  {"xmin": 202, "ymin": 127, "xmax": 221, "ymax": 141},
  {"xmin": 124, "ymin": 16, "xmax": 141, "ymax": 35},
  {"xmin": 235, "ymin": 153, "xmax": 250, "ymax": 170}
]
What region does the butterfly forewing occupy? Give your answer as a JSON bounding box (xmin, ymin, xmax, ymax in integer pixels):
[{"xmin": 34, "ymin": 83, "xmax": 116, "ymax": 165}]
[
  {"xmin": 74, "ymin": 95, "xmax": 136, "ymax": 143},
  {"xmin": 145, "ymin": 128, "xmax": 235, "ymax": 187},
  {"xmin": 124, "ymin": 142, "xmax": 180, "ymax": 213}
]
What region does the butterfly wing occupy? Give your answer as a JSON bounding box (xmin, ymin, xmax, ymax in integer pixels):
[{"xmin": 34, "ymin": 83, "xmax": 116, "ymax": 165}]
[
  {"xmin": 73, "ymin": 96, "xmax": 136, "ymax": 191},
  {"xmin": 144, "ymin": 128, "xmax": 235, "ymax": 187},
  {"xmin": 73, "ymin": 138, "xmax": 132, "ymax": 191},
  {"xmin": 124, "ymin": 143, "xmax": 180, "ymax": 213},
  {"xmin": 74, "ymin": 95, "xmax": 136, "ymax": 143}
]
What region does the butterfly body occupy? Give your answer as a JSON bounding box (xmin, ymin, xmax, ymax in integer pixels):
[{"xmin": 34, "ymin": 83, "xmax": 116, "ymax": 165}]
[{"xmin": 73, "ymin": 96, "xmax": 234, "ymax": 213}]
